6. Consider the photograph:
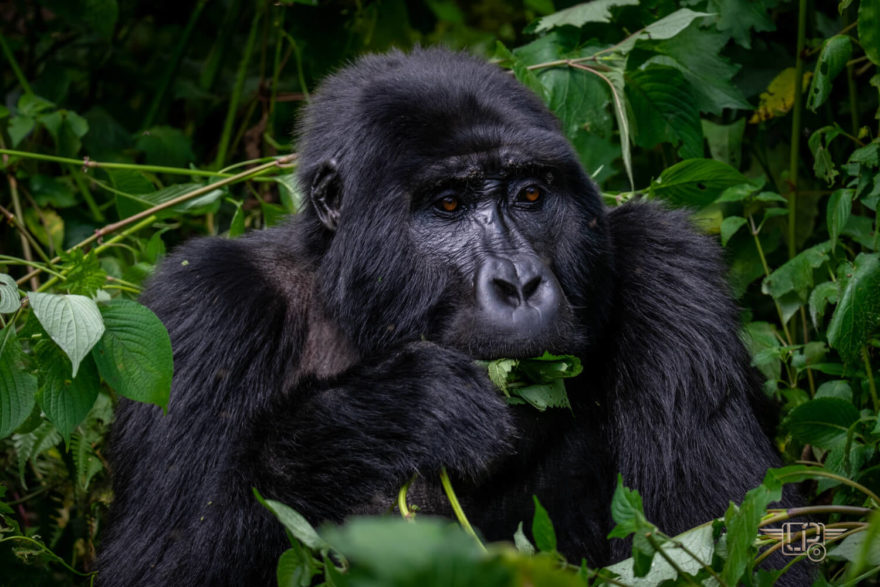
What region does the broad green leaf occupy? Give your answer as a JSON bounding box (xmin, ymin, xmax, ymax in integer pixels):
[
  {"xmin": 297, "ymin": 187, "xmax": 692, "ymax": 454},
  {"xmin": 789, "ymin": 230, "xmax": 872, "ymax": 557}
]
[
  {"xmin": 809, "ymin": 281, "xmax": 839, "ymax": 329},
  {"xmin": 815, "ymin": 380, "xmax": 853, "ymax": 402},
  {"xmin": 617, "ymin": 9, "xmax": 714, "ymax": 55},
  {"xmin": 722, "ymin": 480, "xmax": 782, "ymax": 585},
  {"xmin": 486, "ymin": 358, "xmax": 517, "ymax": 395},
  {"xmin": 494, "ymin": 42, "xmax": 549, "ymax": 102},
  {"xmin": 859, "ymin": 0, "xmax": 880, "ymax": 66},
  {"xmin": 254, "ymin": 489, "xmax": 329, "ymax": 552},
  {"xmin": 827, "ymin": 253, "xmax": 880, "ymax": 362},
  {"xmin": 0, "ymin": 274, "xmax": 21, "ymax": 313},
  {"xmin": 829, "ymin": 526, "xmax": 880, "ymax": 567},
  {"xmin": 761, "ymin": 241, "xmax": 832, "ymax": 301},
  {"xmin": 134, "ymin": 125, "xmax": 195, "ymax": 167},
  {"xmin": 8, "ymin": 115, "xmax": 35, "ymax": 146},
  {"xmin": 827, "ymin": 188, "xmax": 853, "ymax": 253},
  {"xmin": 30, "ymin": 174, "xmax": 77, "ymax": 208},
  {"xmin": 28, "ymin": 292, "xmax": 105, "ymax": 377},
  {"xmin": 0, "ymin": 330, "xmax": 37, "ymax": 439},
  {"xmin": 702, "ymin": 118, "xmax": 745, "ymax": 169},
  {"xmin": 276, "ymin": 544, "xmax": 318, "ymax": 587},
  {"xmin": 625, "ymin": 65, "xmax": 703, "ymax": 159},
  {"xmin": 275, "ymin": 173, "xmax": 305, "ymax": 214},
  {"xmin": 605, "ymin": 525, "xmax": 714, "ymax": 586},
  {"xmin": 530, "ymin": 0, "xmax": 638, "ymax": 33},
  {"xmin": 710, "ymin": 0, "xmax": 774, "ymax": 49},
  {"xmin": 742, "ymin": 321, "xmax": 782, "ymax": 382},
  {"xmin": 93, "ymin": 299, "xmax": 172, "ymax": 410},
  {"xmin": 807, "ymin": 35, "xmax": 853, "ymax": 111},
  {"xmin": 531, "ymin": 495, "xmax": 557, "ymax": 552},
  {"xmin": 107, "ymin": 168, "xmax": 155, "ymax": 196},
  {"xmin": 786, "ymin": 398, "xmax": 859, "ymax": 449},
  {"xmin": 640, "ymin": 22, "xmax": 750, "ymax": 114},
  {"xmin": 39, "ymin": 353, "xmax": 99, "ymax": 444},
  {"xmin": 650, "ymin": 158, "xmax": 748, "ymax": 208},
  {"xmin": 721, "ymin": 216, "xmax": 747, "ymax": 247},
  {"xmin": 808, "ymin": 126, "xmax": 844, "ymax": 186},
  {"xmin": 607, "ymin": 475, "xmax": 653, "ymax": 538}
]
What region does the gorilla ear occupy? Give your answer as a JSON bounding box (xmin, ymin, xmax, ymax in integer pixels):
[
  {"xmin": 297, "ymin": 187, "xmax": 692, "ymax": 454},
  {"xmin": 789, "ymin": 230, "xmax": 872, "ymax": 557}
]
[{"xmin": 311, "ymin": 160, "xmax": 342, "ymax": 231}]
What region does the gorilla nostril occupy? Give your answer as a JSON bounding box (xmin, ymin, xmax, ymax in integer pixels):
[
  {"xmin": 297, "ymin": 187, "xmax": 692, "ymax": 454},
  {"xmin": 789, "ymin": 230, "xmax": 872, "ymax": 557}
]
[
  {"xmin": 492, "ymin": 278, "xmax": 520, "ymax": 305},
  {"xmin": 522, "ymin": 276, "xmax": 542, "ymax": 300}
]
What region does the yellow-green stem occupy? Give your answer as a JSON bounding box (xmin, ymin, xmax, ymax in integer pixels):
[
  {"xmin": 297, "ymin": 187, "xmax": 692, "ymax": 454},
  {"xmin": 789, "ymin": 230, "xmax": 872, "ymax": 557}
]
[{"xmin": 439, "ymin": 467, "xmax": 486, "ymax": 552}]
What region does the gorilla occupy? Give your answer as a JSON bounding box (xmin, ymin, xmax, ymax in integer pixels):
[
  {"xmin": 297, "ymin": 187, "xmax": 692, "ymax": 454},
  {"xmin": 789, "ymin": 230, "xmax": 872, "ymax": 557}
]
[{"xmin": 99, "ymin": 48, "xmax": 798, "ymax": 585}]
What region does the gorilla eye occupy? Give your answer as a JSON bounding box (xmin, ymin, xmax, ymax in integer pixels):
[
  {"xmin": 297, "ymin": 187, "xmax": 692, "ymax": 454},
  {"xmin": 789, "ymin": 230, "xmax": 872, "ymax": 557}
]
[
  {"xmin": 436, "ymin": 195, "xmax": 461, "ymax": 213},
  {"xmin": 518, "ymin": 185, "xmax": 543, "ymax": 203}
]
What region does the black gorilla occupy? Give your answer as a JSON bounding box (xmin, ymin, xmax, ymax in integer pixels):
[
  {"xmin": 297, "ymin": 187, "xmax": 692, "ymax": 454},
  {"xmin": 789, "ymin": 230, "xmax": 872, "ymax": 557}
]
[{"xmin": 99, "ymin": 48, "xmax": 794, "ymax": 585}]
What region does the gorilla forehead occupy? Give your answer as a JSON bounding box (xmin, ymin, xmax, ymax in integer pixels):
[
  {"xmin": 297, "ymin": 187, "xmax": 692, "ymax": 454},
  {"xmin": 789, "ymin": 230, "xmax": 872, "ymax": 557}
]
[{"xmin": 297, "ymin": 48, "xmax": 569, "ymax": 184}]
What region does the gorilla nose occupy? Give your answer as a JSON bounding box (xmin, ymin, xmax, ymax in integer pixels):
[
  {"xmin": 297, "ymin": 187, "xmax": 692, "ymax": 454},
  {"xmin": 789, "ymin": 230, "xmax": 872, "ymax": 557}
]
[{"xmin": 477, "ymin": 256, "xmax": 562, "ymax": 323}]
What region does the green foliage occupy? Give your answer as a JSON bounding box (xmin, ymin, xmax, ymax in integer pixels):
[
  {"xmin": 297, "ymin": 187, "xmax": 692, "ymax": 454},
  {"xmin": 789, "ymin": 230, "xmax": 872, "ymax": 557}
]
[{"xmin": 1, "ymin": 0, "xmax": 879, "ymax": 584}]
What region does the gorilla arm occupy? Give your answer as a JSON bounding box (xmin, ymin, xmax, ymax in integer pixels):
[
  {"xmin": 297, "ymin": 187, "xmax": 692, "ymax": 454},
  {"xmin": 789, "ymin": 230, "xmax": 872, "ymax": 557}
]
[{"xmin": 603, "ymin": 202, "xmax": 782, "ymax": 553}]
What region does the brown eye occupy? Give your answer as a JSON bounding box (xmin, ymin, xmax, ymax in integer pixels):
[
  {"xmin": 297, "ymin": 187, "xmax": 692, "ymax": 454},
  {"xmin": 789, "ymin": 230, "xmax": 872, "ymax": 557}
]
[
  {"xmin": 438, "ymin": 195, "xmax": 460, "ymax": 212},
  {"xmin": 520, "ymin": 185, "xmax": 542, "ymax": 203}
]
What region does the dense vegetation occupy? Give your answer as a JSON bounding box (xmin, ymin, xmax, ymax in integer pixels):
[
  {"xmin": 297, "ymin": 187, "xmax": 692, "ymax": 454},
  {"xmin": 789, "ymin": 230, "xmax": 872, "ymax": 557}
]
[{"xmin": 1, "ymin": 0, "xmax": 878, "ymax": 585}]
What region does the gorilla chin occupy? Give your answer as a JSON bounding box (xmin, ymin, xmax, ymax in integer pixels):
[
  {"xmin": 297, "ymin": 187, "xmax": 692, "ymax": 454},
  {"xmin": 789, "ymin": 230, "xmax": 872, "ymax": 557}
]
[{"xmin": 99, "ymin": 47, "xmax": 809, "ymax": 587}]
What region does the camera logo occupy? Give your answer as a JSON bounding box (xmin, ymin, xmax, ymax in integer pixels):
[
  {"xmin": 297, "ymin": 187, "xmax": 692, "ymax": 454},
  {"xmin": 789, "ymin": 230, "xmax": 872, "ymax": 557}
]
[{"xmin": 763, "ymin": 522, "xmax": 846, "ymax": 562}]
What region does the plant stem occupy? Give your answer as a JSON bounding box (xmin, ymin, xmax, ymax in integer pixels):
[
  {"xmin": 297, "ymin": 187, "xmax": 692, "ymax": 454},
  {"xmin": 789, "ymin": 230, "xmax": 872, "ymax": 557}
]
[
  {"xmin": 749, "ymin": 214, "xmax": 794, "ymax": 344},
  {"xmin": 0, "ymin": 33, "xmax": 33, "ymax": 95},
  {"xmin": 863, "ymin": 346, "xmax": 879, "ymax": 411},
  {"xmin": 439, "ymin": 467, "xmax": 486, "ymax": 552},
  {"xmin": 0, "ymin": 149, "xmax": 233, "ymax": 177},
  {"xmin": 72, "ymin": 170, "xmax": 105, "ymax": 222},
  {"xmin": 214, "ymin": 4, "xmax": 262, "ymax": 169},
  {"xmin": 787, "ymin": 0, "xmax": 808, "ymax": 260},
  {"xmin": 397, "ymin": 475, "xmax": 417, "ymax": 521}
]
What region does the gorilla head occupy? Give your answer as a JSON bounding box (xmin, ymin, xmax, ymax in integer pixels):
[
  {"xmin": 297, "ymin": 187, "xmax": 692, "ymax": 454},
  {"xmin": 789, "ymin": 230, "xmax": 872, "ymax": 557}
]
[{"xmin": 297, "ymin": 48, "xmax": 613, "ymax": 359}]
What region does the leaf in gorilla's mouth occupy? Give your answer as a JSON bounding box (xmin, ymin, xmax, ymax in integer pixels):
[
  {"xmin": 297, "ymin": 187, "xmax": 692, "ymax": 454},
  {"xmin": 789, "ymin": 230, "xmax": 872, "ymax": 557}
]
[{"xmin": 478, "ymin": 352, "xmax": 582, "ymax": 411}]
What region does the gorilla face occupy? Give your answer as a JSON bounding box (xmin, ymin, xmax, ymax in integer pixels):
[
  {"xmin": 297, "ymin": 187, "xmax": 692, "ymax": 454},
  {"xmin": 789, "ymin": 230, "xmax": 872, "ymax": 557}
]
[
  {"xmin": 304, "ymin": 49, "xmax": 612, "ymax": 359},
  {"xmin": 406, "ymin": 153, "xmax": 581, "ymax": 359}
]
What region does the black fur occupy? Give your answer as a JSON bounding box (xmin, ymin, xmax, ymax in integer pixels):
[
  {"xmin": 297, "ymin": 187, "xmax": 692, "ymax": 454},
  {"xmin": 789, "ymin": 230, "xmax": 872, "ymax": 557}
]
[{"xmin": 98, "ymin": 48, "xmax": 803, "ymax": 585}]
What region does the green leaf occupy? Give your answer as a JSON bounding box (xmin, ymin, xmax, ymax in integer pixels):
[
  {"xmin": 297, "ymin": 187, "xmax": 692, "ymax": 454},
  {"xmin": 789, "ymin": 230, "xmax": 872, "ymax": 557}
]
[
  {"xmin": 761, "ymin": 241, "xmax": 832, "ymax": 301},
  {"xmin": 625, "ymin": 65, "xmax": 703, "ymax": 159},
  {"xmin": 702, "ymin": 118, "xmax": 745, "ymax": 169},
  {"xmin": 513, "ymin": 521, "xmax": 536, "ymax": 554},
  {"xmin": 809, "ymin": 281, "xmax": 839, "ymax": 329},
  {"xmin": 721, "ymin": 479, "xmax": 782, "ymax": 585},
  {"xmin": 28, "ymin": 292, "xmax": 105, "ymax": 377},
  {"xmin": 0, "ymin": 330, "xmax": 37, "ymax": 439},
  {"xmin": 115, "ymin": 182, "xmax": 224, "ymax": 220},
  {"xmin": 786, "ymin": 397, "xmax": 859, "ymax": 449},
  {"xmin": 742, "ymin": 321, "xmax": 782, "ymax": 382},
  {"xmin": 486, "ymin": 358, "xmax": 517, "ymax": 395},
  {"xmin": 531, "ymin": 495, "xmax": 557, "ymax": 552},
  {"xmin": 607, "ymin": 474, "xmax": 654, "ymax": 539},
  {"xmin": 276, "ymin": 544, "xmax": 318, "ymax": 587},
  {"xmin": 605, "ymin": 525, "xmax": 715, "ymax": 586},
  {"xmin": 275, "ymin": 174, "xmax": 305, "ymax": 214},
  {"xmin": 859, "ymin": 0, "xmax": 880, "ymax": 66},
  {"xmin": 617, "ymin": 9, "xmax": 714, "ymax": 54},
  {"xmin": 807, "ymin": 35, "xmax": 853, "ymax": 111},
  {"xmin": 229, "ymin": 203, "xmax": 246, "ymax": 238},
  {"xmin": 92, "ymin": 299, "xmax": 172, "ymax": 410},
  {"xmin": 134, "ymin": 126, "xmax": 195, "ymax": 167},
  {"xmin": 710, "ymin": 0, "xmax": 775, "ymax": 49},
  {"xmin": 530, "ymin": 0, "xmax": 638, "ymax": 33},
  {"xmin": 827, "ymin": 188, "xmax": 853, "ymax": 253},
  {"xmin": 814, "ymin": 380, "xmax": 853, "ymax": 402},
  {"xmin": 38, "ymin": 350, "xmax": 99, "ymax": 444},
  {"xmin": 808, "ymin": 126, "xmax": 844, "ymax": 186},
  {"xmin": 71, "ymin": 431, "xmax": 104, "ymax": 490},
  {"xmin": 639, "ymin": 22, "xmax": 751, "ymax": 114},
  {"xmin": 254, "ymin": 488, "xmax": 329, "ymax": 552},
  {"xmin": 8, "ymin": 115, "xmax": 35, "ymax": 146},
  {"xmin": 721, "ymin": 216, "xmax": 747, "ymax": 247},
  {"xmin": 0, "ymin": 274, "xmax": 21, "ymax": 313},
  {"xmin": 494, "ymin": 42, "xmax": 549, "ymax": 103},
  {"xmin": 650, "ymin": 158, "xmax": 748, "ymax": 208},
  {"xmin": 827, "ymin": 253, "xmax": 880, "ymax": 362}
]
